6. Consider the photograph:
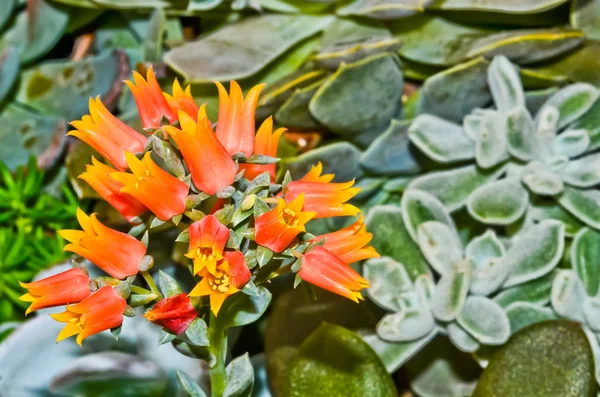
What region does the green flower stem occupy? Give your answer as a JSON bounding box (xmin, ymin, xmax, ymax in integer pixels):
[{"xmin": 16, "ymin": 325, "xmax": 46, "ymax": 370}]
[
  {"xmin": 208, "ymin": 311, "xmax": 227, "ymax": 397},
  {"xmin": 130, "ymin": 285, "xmax": 153, "ymax": 295},
  {"xmin": 140, "ymin": 271, "xmax": 162, "ymax": 299}
]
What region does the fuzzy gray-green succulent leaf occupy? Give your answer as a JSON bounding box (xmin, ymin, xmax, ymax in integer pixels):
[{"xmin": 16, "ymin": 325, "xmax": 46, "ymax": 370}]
[
  {"xmin": 560, "ymin": 152, "xmax": 600, "ymax": 188},
  {"xmin": 376, "ymin": 305, "xmax": 436, "ymax": 343},
  {"xmin": 431, "ymin": 259, "xmax": 472, "ymax": 322},
  {"xmin": 467, "ymin": 177, "xmax": 529, "ymax": 225},
  {"xmin": 571, "ymin": 228, "xmax": 600, "ymax": 296},
  {"xmin": 538, "ymin": 83, "xmax": 600, "ymax": 130},
  {"xmin": 558, "ymin": 186, "xmax": 600, "ymax": 229},
  {"xmin": 583, "ymin": 298, "xmax": 600, "ymax": 332},
  {"xmin": 402, "ymin": 189, "xmax": 457, "ymax": 243},
  {"xmin": 417, "ymin": 221, "xmax": 463, "ymax": 276},
  {"xmin": 552, "ymin": 129, "xmax": 590, "ymax": 158},
  {"xmin": 551, "ymin": 269, "xmax": 587, "ymax": 322},
  {"xmin": 487, "ymin": 55, "xmax": 525, "ymax": 113},
  {"xmin": 408, "ymin": 115, "xmax": 475, "ymax": 164},
  {"xmin": 465, "ymin": 230, "xmax": 507, "ymax": 296},
  {"xmin": 457, "ymin": 296, "xmax": 510, "ymax": 346},
  {"xmin": 534, "ymin": 106, "xmax": 560, "ymax": 160},
  {"xmin": 521, "ymin": 161, "xmax": 564, "ymax": 196},
  {"xmin": 506, "ymin": 107, "xmax": 537, "ymax": 161},
  {"xmin": 447, "ymin": 322, "xmax": 480, "ymax": 353},
  {"xmin": 364, "ymin": 257, "xmax": 413, "ymax": 312},
  {"xmin": 475, "ymin": 111, "xmax": 509, "ymax": 169},
  {"xmin": 505, "ymin": 302, "xmax": 557, "ymax": 335}
]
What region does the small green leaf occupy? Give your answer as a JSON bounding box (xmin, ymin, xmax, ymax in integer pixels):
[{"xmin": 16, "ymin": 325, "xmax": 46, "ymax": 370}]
[
  {"xmin": 558, "ymin": 186, "xmax": 600, "ymax": 229},
  {"xmin": 256, "ymin": 245, "xmax": 273, "ymax": 268},
  {"xmin": 158, "ymin": 270, "xmax": 183, "ymax": 297},
  {"xmin": 224, "ymin": 354, "xmax": 254, "ymax": 397},
  {"xmin": 572, "ymin": 228, "xmax": 600, "ymax": 296},
  {"xmin": 402, "ymin": 189, "xmax": 457, "ymax": 243},
  {"xmin": 219, "ymin": 287, "xmax": 271, "ymax": 329},
  {"xmin": 363, "ymin": 330, "xmax": 437, "ymax": 373},
  {"xmin": 186, "ymin": 318, "xmax": 209, "ymax": 347},
  {"xmin": 493, "ymin": 271, "xmax": 556, "ymax": 308},
  {"xmin": 539, "ymin": 83, "xmax": 600, "ymax": 129},
  {"xmin": 457, "ymin": 296, "xmax": 510, "ymax": 345},
  {"xmin": 560, "ymin": 152, "xmax": 600, "ymax": 188},
  {"xmin": 551, "ymin": 270, "xmax": 587, "ymax": 322},
  {"xmin": 377, "ymin": 306, "xmax": 435, "ymax": 343},
  {"xmin": 467, "ymin": 177, "xmax": 529, "ymax": 225},
  {"xmin": 129, "ymin": 293, "xmax": 158, "ymax": 307},
  {"xmin": 466, "ymin": 230, "xmax": 507, "ymax": 296},
  {"xmin": 505, "ymin": 302, "xmax": 557, "ymax": 335},
  {"xmin": 476, "ymin": 111, "xmax": 510, "ymax": 169},
  {"xmin": 506, "ymin": 107, "xmax": 537, "ymax": 161},
  {"xmin": 408, "ymin": 115, "xmax": 475, "ymax": 164},
  {"xmin": 553, "ymin": 129, "xmax": 590, "ymax": 158},
  {"xmin": 364, "ymin": 257, "xmax": 413, "ymax": 312},
  {"xmin": 447, "ymin": 322, "xmax": 480, "ymax": 353},
  {"xmin": 158, "ymin": 329, "xmax": 176, "ymax": 346},
  {"xmin": 431, "ymin": 259, "xmax": 472, "ymax": 322},
  {"xmin": 177, "ymin": 370, "xmax": 207, "ymax": 397},
  {"xmin": 521, "ymin": 162, "xmax": 564, "ymax": 196},
  {"xmin": 488, "ymin": 55, "xmax": 525, "ymax": 113},
  {"xmin": 417, "ymin": 221, "xmax": 463, "ymax": 276}
]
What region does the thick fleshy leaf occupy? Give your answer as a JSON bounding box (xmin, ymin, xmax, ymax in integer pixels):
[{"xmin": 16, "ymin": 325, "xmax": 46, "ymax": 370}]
[
  {"xmin": 551, "ymin": 270, "xmax": 587, "ymax": 323},
  {"xmin": 158, "ymin": 270, "xmax": 183, "ymax": 297},
  {"xmin": 473, "ymin": 320, "xmax": 595, "ymax": 397},
  {"xmin": 361, "ymin": 119, "xmax": 424, "ymax": 176},
  {"xmin": 488, "ymin": 55, "xmax": 525, "ymax": 113},
  {"xmin": 366, "ymin": 205, "xmax": 431, "ymax": 280},
  {"xmin": 457, "ymin": 296, "xmax": 510, "ymax": 345},
  {"xmin": 539, "ymin": 83, "xmax": 600, "ymax": 129},
  {"xmin": 553, "ymin": 129, "xmax": 590, "ymax": 159},
  {"xmin": 447, "ymin": 322, "xmax": 480, "ymax": 353},
  {"xmin": 467, "ymin": 178, "xmax": 529, "ymax": 225},
  {"xmin": 476, "ymin": 111, "xmax": 510, "ymax": 169},
  {"xmin": 285, "ymin": 324, "xmax": 396, "ymax": 397},
  {"xmin": 377, "ymin": 306, "xmax": 435, "ymax": 343},
  {"xmin": 309, "ymin": 53, "xmax": 403, "ymax": 144},
  {"xmin": 493, "ymin": 271, "xmax": 556, "ymax": 308},
  {"xmin": 558, "ymin": 186, "xmax": 600, "ymax": 229},
  {"xmin": 407, "ymin": 164, "xmax": 505, "ymax": 212},
  {"xmin": 0, "ymin": 0, "xmax": 15, "ymax": 31},
  {"xmin": 521, "ymin": 162, "xmax": 564, "ymax": 196},
  {"xmin": 408, "ymin": 115, "xmax": 475, "ymax": 164},
  {"xmin": 525, "ymin": 87, "xmax": 559, "ymax": 115},
  {"xmin": 506, "ymin": 107, "xmax": 537, "ymax": 161},
  {"xmin": 285, "ymin": 142, "xmax": 363, "ymax": 183},
  {"xmin": 274, "ymin": 80, "xmax": 322, "ymax": 130},
  {"xmin": 431, "ymin": 259, "xmax": 473, "ymax": 322},
  {"xmin": 529, "ymin": 201, "xmax": 584, "ymax": 237},
  {"xmin": 363, "ymin": 330, "xmax": 437, "ymax": 373},
  {"xmin": 429, "ymin": 0, "xmax": 568, "ymax": 13},
  {"xmin": 533, "ymin": 41, "xmax": 600, "ymax": 86},
  {"xmin": 177, "ymin": 370, "xmax": 207, "ymax": 397},
  {"xmin": 572, "ymin": 0, "xmax": 600, "ymax": 40},
  {"xmin": 560, "ymin": 153, "xmax": 600, "ymax": 188},
  {"xmin": 218, "ymin": 287, "xmax": 272, "ymax": 329},
  {"xmin": 223, "ymin": 354, "xmax": 254, "ymax": 397},
  {"xmin": 572, "ymin": 228, "xmax": 600, "ymax": 296},
  {"xmin": 417, "ymin": 221, "xmax": 463, "ymax": 276},
  {"xmin": 402, "ymin": 189, "xmax": 456, "ymax": 243},
  {"xmin": 364, "ymin": 257, "xmax": 413, "ymax": 312},
  {"xmin": 466, "ymin": 230, "xmax": 507, "ymax": 295},
  {"xmin": 570, "ymin": 98, "xmax": 600, "ymax": 152},
  {"xmin": 166, "ymin": 15, "xmax": 333, "ymax": 83},
  {"xmin": 337, "ymin": 0, "xmax": 429, "ymax": 19},
  {"xmin": 503, "ymin": 220, "xmax": 565, "ymax": 288},
  {"xmin": 319, "ymin": 17, "xmax": 391, "ymax": 49},
  {"xmin": 314, "ymin": 36, "xmax": 402, "ymax": 70},
  {"xmin": 583, "ymin": 298, "xmax": 600, "ymax": 332},
  {"xmin": 505, "ymin": 302, "xmax": 557, "ymax": 335},
  {"xmin": 0, "ymin": 47, "xmax": 19, "ymax": 103},
  {"xmin": 416, "ymin": 57, "xmax": 491, "ymax": 123}
]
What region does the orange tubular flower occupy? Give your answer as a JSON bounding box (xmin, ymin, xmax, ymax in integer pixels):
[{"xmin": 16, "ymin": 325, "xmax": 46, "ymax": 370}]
[
  {"xmin": 110, "ymin": 152, "xmax": 189, "ymax": 221},
  {"xmin": 298, "ymin": 246, "xmax": 369, "ymax": 303},
  {"xmin": 164, "ymin": 109, "xmax": 236, "ymax": 195},
  {"xmin": 163, "ymin": 79, "xmax": 199, "ymax": 119},
  {"xmin": 51, "ymin": 286, "xmax": 126, "ymax": 346},
  {"xmin": 239, "ymin": 117, "xmax": 285, "ymax": 182},
  {"xmin": 125, "ymin": 67, "xmax": 177, "ymax": 128},
  {"xmin": 189, "ymin": 251, "xmax": 250, "ymax": 315},
  {"xmin": 79, "ymin": 156, "xmax": 147, "ymax": 221},
  {"xmin": 19, "ymin": 268, "xmax": 91, "ymax": 315},
  {"xmin": 144, "ymin": 293, "xmax": 198, "ymax": 334},
  {"xmin": 255, "ymin": 194, "xmax": 315, "ymax": 253},
  {"xmin": 59, "ymin": 208, "xmax": 146, "ymax": 279},
  {"xmin": 69, "ymin": 97, "xmax": 147, "ymax": 171},
  {"xmin": 215, "ymin": 81, "xmax": 265, "ymax": 157},
  {"xmin": 284, "ymin": 163, "xmax": 360, "ymax": 219},
  {"xmin": 185, "ymin": 215, "xmax": 230, "ymax": 275},
  {"xmin": 311, "ymin": 215, "xmax": 380, "ymax": 264}
]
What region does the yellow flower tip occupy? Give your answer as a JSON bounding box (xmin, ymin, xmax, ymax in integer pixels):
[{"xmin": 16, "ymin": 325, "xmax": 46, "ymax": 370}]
[
  {"xmin": 198, "ymin": 103, "xmax": 208, "ymax": 119},
  {"xmin": 19, "ymin": 292, "xmax": 35, "ymax": 302}
]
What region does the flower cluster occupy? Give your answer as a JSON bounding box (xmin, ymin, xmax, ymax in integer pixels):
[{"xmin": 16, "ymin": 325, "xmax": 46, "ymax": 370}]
[{"xmin": 19, "ymin": 68, "xmax": 378, "ymax": 346}]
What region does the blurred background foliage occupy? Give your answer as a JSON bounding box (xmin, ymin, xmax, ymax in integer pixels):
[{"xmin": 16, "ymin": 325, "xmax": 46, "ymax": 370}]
[{"xmin": 2, "ymin": 0, "xmax": 600, "ymax": 396}]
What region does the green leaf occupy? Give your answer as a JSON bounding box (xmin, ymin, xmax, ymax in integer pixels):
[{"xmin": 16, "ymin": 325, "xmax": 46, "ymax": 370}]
[
  {"xmin": 472, "ymin": 321, "xmax": 595, "ymax": 397},
  {"xmin": 447, "ymin": 322, "xmax": 480, "ymax": 353},
  {"xmin": 475, "ymin": 111, "xmax": 510, "ymax": 169},
  {"xmin": 158, "ymin": 270, "xmax": 183, "ymax": 297},
  {"xmin": 185, "ymin": 318, "xmax": 209, "ymax": 347},
  {"xmin": 538, "ymin": 83, "xmax": 599, "ymax": 129},
  {"xmin": 572, "ymin": 0, "xmax": 600, "ymax": 40},
  {"xmin": 488, "ymin": 55, "xmax": 525, "ymax": 113},
  {"xmin": 529, "ymin": 201, "xmax": 584, "ymax": 237},
  {"xmin": 551, "ymin": 270, "xmax": 587, "ymax": 322},
  {"xmin": 223, "ymin": 354, "xmax": 254, "ymax": 397},
  {"xmin": 506, "ymin": 107, "xmax": 537, "ymax": 161},
  {"xmin": 466, "ymin": 230, "xmax": 507, "ymax": 296},
  {"xmin": 431, "ymin": 259, "xmax": 472, "ymax": 322},
  {"xmin": 553, "ymin": 129, "xmax": 590, "ymax": 158},
  {"xmin": 560, "ymin": 153, "xmax": 600, "ymax": 188},
  {"xmin": 177, "ymin": 370, "xmax": 208, "ymax": 397},
  {"xmin": 572, "ymin": 228, "xmax": 600, "ymax": 296},
  {"xmin": 285, "ymin": 324, "xmax": 396, "ymax": 397},
  {"xmin": 430, "ymin": 0, "xmax": 568, "ymax": 12},
  {"xmin": 417, "ymin": 221, "xmax": 463, "ymax": 276},
  {"xmin": 408, "ymin": 164, "xmax": 505, "ymax": 213},
  {"xmin": 219, "ymin": 287, "xmax": 271, "ymax": 329},
  {"xmin": 457, "ymin": 296, "xmax": 510, "ymax": 345},
  {"xmin": 364, "ymin": 257, "xmax": 413, "ymax": 312},
  {"xmin": 256, "ymin": 245, "xmax": 273, "ymax": 268},
  {"xmin": 165, "ymin": 15, "xmax": 333, "ymax": 83},
  {"xmin": 408, "ymin": 115, "xmax": 475, "ymax": 164},
  {"xmin": 467, "ymin": 178, "xmax": 529, "ymax": 225},
  {"xmin": 583, "ymin": 298, "xmax": 600, "ymax": 332},
  {"xmin": 570, "ymin": 98, "xmax": 600, "ymax": 152},
  {"xmin": 274, "ymin": 79, "xmax": 323, "ymax": 130},
  {"xmin": 363, "ymin": 330, "xmax": 437, "ymax": 373},
  {"xmin": 402, "ymin": 189, "xmax": 457, "ymax": 242},
  {"xmin": 377, "ymin": 305, "xmax": 435, "ymax": 343},
  {"xmin": 309, "ymin": 53, "xmax": 403, "ymax": 145},
  {"xmin": 0, "ymin": 47, "xmax": 19, "ymax": 103},
  {"xmin": 559, "ymin": 186, "xmax": 600, "ymax": 229},
  {"xmin": 285, "ymin": 142, "xmax": 363, "ymax": 183},
  {"xmin": 503, "ymin": 220, "xmax": 565, "ymax": 287},
  {"xmin": 505, "ymin": 302, "xmax": 557, "ymax": 335},
  {"xmin": 337, "ymin": 0, "xmax": 427, "ymax": 19},
  {"xmin": 521, "ymin": 161, "xmax": 564, "ymax": 196},
  {"xmin": 0, "ymin": 0, "xmax": 15, "ymax": 31},
  {"xmin": 493, "ymin": 271, "xmax": 556, "ymax": 308},
  {"xmin": 142, "ymin": 8, "xmax": 166, "ymax": 63}
]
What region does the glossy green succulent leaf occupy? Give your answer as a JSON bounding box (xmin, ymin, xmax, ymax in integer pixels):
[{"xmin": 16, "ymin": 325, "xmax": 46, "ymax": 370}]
[
  {"xmin": 506, "ymin": 107, "xmax": 537, "ymax": 161},
  {"xmin": 185, "ymin": 318, "xmax": 208, "ymax": 347},
  {"xmin": 503, "ymin": 220, "xmax": 565, "ymax": 288},
  {"xmin": 158, "ymin": 270, "xmax": 183, "ymax": 297},
  {"xmin": 402, "ymin": 189, "xmax": 457, "ymax": 243},
  {"xmin": 0, "ymin": 47, "xmax": 19, "ymax": 104},
  {"xmin": 558, "ymin": 186, "xmax": 600, "ymax": 229},
  {"xmin": 363, "ymin": 330, "xmax": 437, "ymax": 373},
  {"xmin": 560, "ymin": 153, "xmax": 600, "ymax": 188},
  {"xmin": 88, "ymin": 0, "xmax": 174, "ymax": 8},
  {"xmin": 274, "ymin": 80, "xmax": 322, "ymax": 130},
  {"xmin": 539, "ymin": 83, "xmax": 600, "ymax": 130},
  {"xmin": 505, "ymin": 302, "xmax": 557, "ymax": 335},
  {"xmin": 488, "ymin": 55, "xmax": 525, "ymax": 113},
  {"xmin": 309, "ymin": 53, "xmax": 403, "ymax": 145},
  {"xmin": 467, "ymin": 178, "xmax": 528, "ymax": 226},
  {"xmin": 417, "ymin": 221, "xmax": 463, "ymax": 276},
  {"xmin": 407, "ymin": 164, "xmax": 505, "ymax": 213},
  {"xmin": 551, "ymin": 270, "xmax": 587, "ymax": 322},
  {"xmin": 223, "ymin": 354, "xmax": 254, "ymax": 397},
  {"xmin": 529, "ymin": 200, "xmax": 585, "ymax": 237},
  {"xmin": 177, "ymin": 370, "xmax": 207, "ymax": 397},
  {"xmin": 0, "ymin": 0, "xmax": 16, "ymax": 31},
  {"xmin": 431, "ymin": 259, "xmax": 472, "ymax": 322},
  {"xmin": 572, "ymin": 228, "xmax": 600, "ymax": 296},
  {"xmin": 553, "ymin": 129, "xmax": 590, "ymax": 158},
  {"xmin": 285, "ymin": 324, "xmax": 396, "ymax": 397},
  {"xmin": 493, "ymin": 271, "xmax": 556, "ymax": 308},
  {"xmin": 473, "ymin": 321, "xmax": 596, "ymax": 397},
  {"xmin": 361, "ymin": 119, "xmax": 424, "ymax": 176},
  {"xmin": 337, "ymin": 0, "xmax": 428, "ymax": 19},
  {"xmin": 0, "ymin": 103, "xmax": 66, "ymax": 172},
  {"xmin": 366, "ymin": 205, "xmax": 431, "ymax": 280},
  {"xmin": 466, "ymin": 230, "xmax": 507, "ymax": 296},
  {"xmin": 0, "ymin": 0, "xmax": 69, "ymax": 64},
  {"xmin": 447, "ymin": 322, "xmax": 480, "ymax": 353},
  {"xmin": 377, "ymin": 304, "xmax": 435, "ymax": 342},
  {"xmin": 416, "ymin": 57, "xmax": 491, "ymax": 123},
  {"xmin": 166, "ymin": 15, "xmax": 333, "ymax": 83},
  {"xmin": 428, "ymin": 0, "xmax": 569, "ymax": 12},
  {"xmin": 314, "ymin": 36, "xmax": 402, "ymax": 71},
  {"xmin": 94, "ymin": 14, "xmax": 140, "ymax": 52},
  {"xmin": 285, "ymin": 142, "xmax": 363, "ymax": 183},
  {"xmin": 404, "ymin": 336, "xmax": 481, "ymax": 397},
  {"xmin": 364, "ymin": 257, "xmax": 413, "ymax": 312},
  {"xmin": 319, "ymin": 18, "xmax": 391, "ymax": 49},
  {"xmin": 408, "ymin": 115, "xmax": 475, "ymax": 164},
  {"xmin": 218, "ymin": 286, "xmax": 271, "ymax": 329},
  {"xmin": 16, "ymin": 51, "xmax": 128, "ymax": 121}
]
